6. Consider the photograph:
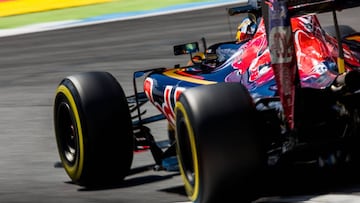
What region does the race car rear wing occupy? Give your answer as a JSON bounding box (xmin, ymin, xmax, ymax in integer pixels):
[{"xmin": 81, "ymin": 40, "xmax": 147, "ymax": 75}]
[
  {"xmin": 228, "ymin": 0, "xmax": 360, "ymax": 130},
  {"xmin": 285, "ymin": 0, "xmax": 360, "ymax": 17},
  {"xmin": 261, "ymin": 0, "xmax": 360, "ymax": 130},
  {"xmin": 228, "ymin": 0, "xmax": 360, "ymax": 17}
]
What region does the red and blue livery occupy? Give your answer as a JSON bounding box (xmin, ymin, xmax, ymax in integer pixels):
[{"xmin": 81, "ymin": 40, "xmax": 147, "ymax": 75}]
[{"xmin": 53, "ymin": 0, "xmax": 360, "ymax": 202}]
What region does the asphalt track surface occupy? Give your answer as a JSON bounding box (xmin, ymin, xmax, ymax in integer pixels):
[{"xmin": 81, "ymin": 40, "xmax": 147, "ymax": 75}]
[{"xmin": 1, "ymin": 3, "xmax": 360, "ymax": 203}]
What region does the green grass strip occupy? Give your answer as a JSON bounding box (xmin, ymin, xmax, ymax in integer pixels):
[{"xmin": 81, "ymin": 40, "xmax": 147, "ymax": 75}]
[{"xmin": 0, "ymin": 0, "xmax": 211, "ymax": 29}]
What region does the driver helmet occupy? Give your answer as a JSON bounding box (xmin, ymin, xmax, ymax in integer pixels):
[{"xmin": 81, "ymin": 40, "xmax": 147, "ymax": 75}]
[{"xmin": 235, "ymin": 13, "xmax": 258, "ymax": 43}]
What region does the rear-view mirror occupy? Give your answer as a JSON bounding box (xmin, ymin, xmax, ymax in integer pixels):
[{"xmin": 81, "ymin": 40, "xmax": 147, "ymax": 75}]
[{"xmin": 173, "ymin": 42, "xmax": 199, "ymax": 56}]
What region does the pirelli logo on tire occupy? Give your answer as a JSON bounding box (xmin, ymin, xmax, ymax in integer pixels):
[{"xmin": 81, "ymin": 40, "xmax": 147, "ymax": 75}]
[{"xmin": 0, "ymin": 0, "xmax": 110, "ymax": 17}]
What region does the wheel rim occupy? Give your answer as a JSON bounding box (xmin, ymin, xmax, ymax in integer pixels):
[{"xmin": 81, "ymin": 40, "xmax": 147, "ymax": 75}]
[
  {"xmin": 56, "ymin": 101, "xmax": 79, "ymax": 166},
  {"xmin": 178, "ymin": 117, "xmax": 195, "ymax": 185},
  {"xmin": 175, "ymin": 102, "xmax": 200, "ymax": 201}
]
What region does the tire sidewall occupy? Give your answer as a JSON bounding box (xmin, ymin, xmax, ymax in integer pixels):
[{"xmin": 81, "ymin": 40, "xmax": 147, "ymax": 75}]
[
  {"xmin": 54, "ymin": 83, "xmax": 85, "ymax": 181},
  {"xmin": 54, "ymin": 72, "xmax": 133, "ymax": 186},
  {"xmin": 175, "ymin": 83, "xmax": 266, "ymax": 203}
]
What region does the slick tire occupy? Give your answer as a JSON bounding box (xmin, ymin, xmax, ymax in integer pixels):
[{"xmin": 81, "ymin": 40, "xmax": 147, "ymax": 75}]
[
  {"xmin": 54, "ymin": 71, "xmax": 133, "ymax": 187},
  {"xmin": 175, "ymin": 83, "xmax": 266, "ymax": 203}
]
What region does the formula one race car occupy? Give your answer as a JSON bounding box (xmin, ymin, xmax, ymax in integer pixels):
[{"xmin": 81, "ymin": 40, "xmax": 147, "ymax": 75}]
[{"xmin": 53, "ymin": 0, "xmax": 360, "ymax": 202}]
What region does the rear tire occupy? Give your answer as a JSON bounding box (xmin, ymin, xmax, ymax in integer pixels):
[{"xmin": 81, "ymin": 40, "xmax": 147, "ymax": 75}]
[
  {"xmin": 54, "ymin": 71, "xmax": 133, "ymax": 187},
  {"xmin": 175, "ymin": 83, "xmax": 266, "ymax": 203}
]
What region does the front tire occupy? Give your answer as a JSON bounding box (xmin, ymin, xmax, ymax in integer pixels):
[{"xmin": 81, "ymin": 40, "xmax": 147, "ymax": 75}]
[
  {"xmin": 54, "ymin": 71, "xmax": 133, "ymax": 187},
  {"xmin": 175, "ymin": 83, "xmax": 266, "ymax": 203}
]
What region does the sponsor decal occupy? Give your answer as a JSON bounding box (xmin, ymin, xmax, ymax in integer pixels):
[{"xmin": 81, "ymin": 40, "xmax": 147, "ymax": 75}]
[
  {"xmin": 161, "ymin": 86, "xmax": 186, "ymax": 124},
  {"xmin": 267, "ymin": 0, "xmax": 297, "ymax": 129},
  {"xmin": 144, "ymin": 77, "xmax": 185, "ymax": 125},
  {"xmin": 269, "ymin": 27, "xmax": 293, "ymax": 64},
  {"xmin": 144, "ymin": 78, "xmax": 154, "ymax": 103}
]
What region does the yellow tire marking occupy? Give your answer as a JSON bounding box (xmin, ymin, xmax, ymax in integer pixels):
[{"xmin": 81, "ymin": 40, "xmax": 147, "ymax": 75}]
[
  {"xmin": 56, "ymin": 84, "xmax": 84, "ymax": 181},
  {"xmin": 175, "ymin": 101, "xmax": 200, "ymax": 202}
]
